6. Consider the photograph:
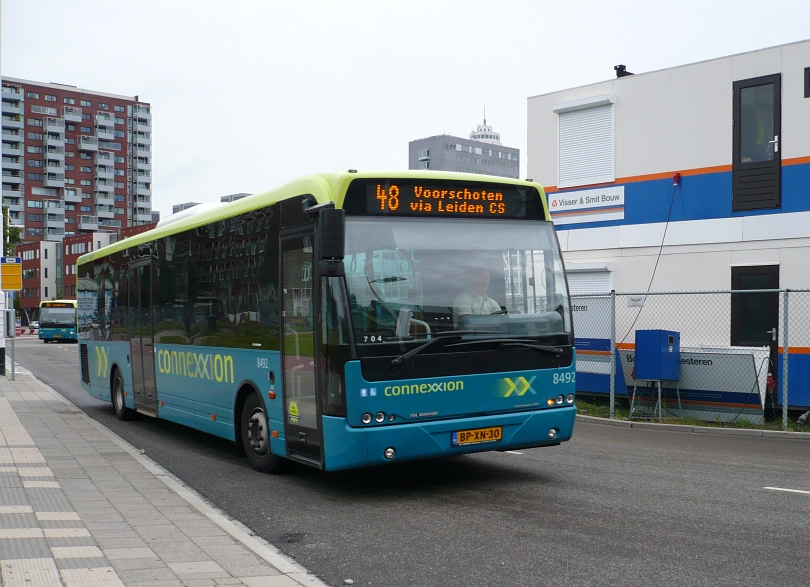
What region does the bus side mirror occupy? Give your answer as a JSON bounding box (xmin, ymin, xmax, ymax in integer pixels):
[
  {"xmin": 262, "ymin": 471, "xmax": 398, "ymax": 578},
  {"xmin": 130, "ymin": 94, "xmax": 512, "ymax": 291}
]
[{"xmin": 318, "ymin": 208, "xmax": 345, "ymax": 276}]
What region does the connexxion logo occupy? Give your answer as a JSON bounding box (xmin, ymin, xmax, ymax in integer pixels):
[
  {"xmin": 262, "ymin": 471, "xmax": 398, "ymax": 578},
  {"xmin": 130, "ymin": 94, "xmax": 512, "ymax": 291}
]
[{"xmin": 502, "ymin": 376, "xmax": 537, "ymax": 397}]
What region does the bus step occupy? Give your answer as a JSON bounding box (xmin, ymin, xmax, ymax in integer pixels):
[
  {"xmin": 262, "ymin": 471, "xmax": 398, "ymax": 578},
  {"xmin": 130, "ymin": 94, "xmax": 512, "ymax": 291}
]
[{"xmin": 135, "ymin": 408, "xmax": 158, "ymax": 418}]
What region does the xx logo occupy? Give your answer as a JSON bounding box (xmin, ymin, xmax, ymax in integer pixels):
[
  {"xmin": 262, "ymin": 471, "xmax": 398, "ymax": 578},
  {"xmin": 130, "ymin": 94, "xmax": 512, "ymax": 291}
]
[
  {"xmin": 503, "ymin": 376, "xmax": 537, "ymax": 397},
  {"xmin": 95, "ymin": 346, "xmax": 109, "ymax": 378}
]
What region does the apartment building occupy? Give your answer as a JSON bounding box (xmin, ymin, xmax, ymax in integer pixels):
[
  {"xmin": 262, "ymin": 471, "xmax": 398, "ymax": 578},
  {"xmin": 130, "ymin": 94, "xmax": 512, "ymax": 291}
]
[
  {"xmin": 408, "ymin": 119, "xmax": 520, "ymax": 178},
  {"xmin": 1, "ymin": 78, "xmax": 153, "ymax": 245}
]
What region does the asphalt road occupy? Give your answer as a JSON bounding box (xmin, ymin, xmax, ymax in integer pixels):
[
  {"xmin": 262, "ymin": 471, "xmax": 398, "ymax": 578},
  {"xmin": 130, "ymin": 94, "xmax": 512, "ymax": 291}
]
[{"xmin": 11, "ymin": 337, "xmax": 810, "ymax": 587}]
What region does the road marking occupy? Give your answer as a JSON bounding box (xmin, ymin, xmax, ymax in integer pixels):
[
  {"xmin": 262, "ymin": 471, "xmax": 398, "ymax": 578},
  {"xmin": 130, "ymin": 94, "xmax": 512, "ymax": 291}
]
[
  {"xmin": 505, "ymin": 451, "xmax": 524, "ymax": 455},
  {"xmin": 764, "ymin": 486, "xmax": 810, "ymax": 495}
]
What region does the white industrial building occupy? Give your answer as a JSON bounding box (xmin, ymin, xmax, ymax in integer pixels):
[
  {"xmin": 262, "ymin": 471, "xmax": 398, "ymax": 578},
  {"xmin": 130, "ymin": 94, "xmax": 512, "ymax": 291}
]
[{"xmin": 527, "ymin": 39, "xmax": 810, "ymax": 295}]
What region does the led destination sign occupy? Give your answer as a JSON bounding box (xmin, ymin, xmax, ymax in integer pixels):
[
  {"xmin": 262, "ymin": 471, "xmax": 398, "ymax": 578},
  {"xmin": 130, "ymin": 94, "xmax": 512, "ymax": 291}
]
[{"xmin": 343, "ymin": 179, "xmax": 546, "ymax": 220}]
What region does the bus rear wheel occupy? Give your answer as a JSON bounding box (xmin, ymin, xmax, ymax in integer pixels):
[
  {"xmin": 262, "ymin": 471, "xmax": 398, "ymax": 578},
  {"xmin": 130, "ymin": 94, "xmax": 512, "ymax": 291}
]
[
  {"xmin": 112, "ymin": 370, "xmax": 134, "ymax": 421},
  {"xmin": 241, "ymin": 392, "xmax": 282, "ymax": 473}
]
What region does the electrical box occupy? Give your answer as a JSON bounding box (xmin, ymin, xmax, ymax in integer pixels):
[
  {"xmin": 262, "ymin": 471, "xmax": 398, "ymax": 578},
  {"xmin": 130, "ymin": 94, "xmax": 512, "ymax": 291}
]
[{"xmin": 635, "ymin": 330, "xmax": 680, "ymax": 381}]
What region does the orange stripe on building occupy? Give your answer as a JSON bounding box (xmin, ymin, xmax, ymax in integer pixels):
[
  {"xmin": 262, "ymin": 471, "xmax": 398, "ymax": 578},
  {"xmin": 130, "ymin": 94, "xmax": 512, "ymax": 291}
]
[
  {"xmin": 544, "ymin": 158, "xmax": 809, "ymax": 193},
  {"xmin": 550, "ymin": 206, "xmax": 624, "ymax": 217}
]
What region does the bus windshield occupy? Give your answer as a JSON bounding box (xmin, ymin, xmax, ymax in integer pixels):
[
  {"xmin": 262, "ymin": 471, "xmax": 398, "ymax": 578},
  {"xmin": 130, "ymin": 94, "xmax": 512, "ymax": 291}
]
[
  {"xmin": 344, "ymin": 217, "xmax": 572, "ymax": 353},
  {"xmin": 40, "ymin": 307, "xmax": 77, "ymax": 328}
]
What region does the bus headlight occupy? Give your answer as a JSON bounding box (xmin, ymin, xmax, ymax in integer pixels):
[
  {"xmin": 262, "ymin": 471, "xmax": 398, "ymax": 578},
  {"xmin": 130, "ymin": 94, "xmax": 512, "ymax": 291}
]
[
  {"xmin": 361, "ymin": 413, "xmax": 373, "ymax": 425},
  {"xmin": 375, "ymin": 412, "xmax": 386, "ymax": 423},
  {"xmin": 566, "ymin": 394, "xmax": 575, "ymax": 404},
  {"xmin": 555, "ymin": 395, "xmax": 564, "ymax": 405},
  {"xmin": 549, "ymin": 428, "xmax": 559, "ymax": 439},
  {"xmin": 384, "ymin": 447, "xmax": 396, "ymax": 459}
]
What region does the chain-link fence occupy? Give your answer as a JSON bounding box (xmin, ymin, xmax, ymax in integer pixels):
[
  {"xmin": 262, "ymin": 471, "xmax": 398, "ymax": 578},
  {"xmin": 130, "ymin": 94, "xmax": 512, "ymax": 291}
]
[{"xmin": 571, "ymin": 290, "xmax": 810, "ymax": 430}]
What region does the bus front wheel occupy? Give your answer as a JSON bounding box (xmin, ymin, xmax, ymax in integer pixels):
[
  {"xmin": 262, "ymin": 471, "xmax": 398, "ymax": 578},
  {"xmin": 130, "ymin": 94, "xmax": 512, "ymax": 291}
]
[
  {"xmin": 112, "ymin": 370, "xmax": 134, "ymax": 421},
  {"xmin": 240, "ymin": 392, "xmax": 282, "ymax": 473}
]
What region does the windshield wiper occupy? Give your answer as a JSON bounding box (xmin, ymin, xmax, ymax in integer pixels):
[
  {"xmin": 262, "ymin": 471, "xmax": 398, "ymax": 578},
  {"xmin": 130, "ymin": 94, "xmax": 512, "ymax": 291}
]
[
  {"xmin": 388, "ymin": 330, "xmax": 495, "ymax": 367},
  {"xmin": 446, "ymin": 337, "xmax": 564, "ymax": 356}
]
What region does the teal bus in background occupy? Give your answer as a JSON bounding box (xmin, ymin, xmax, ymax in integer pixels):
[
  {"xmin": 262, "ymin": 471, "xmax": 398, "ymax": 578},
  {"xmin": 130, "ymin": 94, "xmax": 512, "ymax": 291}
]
[
  {"xmin": 39, "ymin": 300, "xmax": 79, "ymax": 343},
  {"xmin": 77, "ymin": 171, "xmax": 577, "ymax": 472}
]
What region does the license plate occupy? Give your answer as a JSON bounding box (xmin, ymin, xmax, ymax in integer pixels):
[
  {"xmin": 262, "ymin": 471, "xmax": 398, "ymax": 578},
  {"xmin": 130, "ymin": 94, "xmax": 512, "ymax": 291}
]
[
  {"xmin": 54, "ymin": 334, "xmax": 62, "ymax": 338},
  {"xmin": 451, "ymin": 426, "xmax": 502, "ymax": 447}
]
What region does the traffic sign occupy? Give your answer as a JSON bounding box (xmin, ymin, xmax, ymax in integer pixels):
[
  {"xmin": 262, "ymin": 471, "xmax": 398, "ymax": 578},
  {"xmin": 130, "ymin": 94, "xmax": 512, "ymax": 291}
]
[{"xmin": 1, "ymin": 257, "xmax": 22, "ymax": 291}]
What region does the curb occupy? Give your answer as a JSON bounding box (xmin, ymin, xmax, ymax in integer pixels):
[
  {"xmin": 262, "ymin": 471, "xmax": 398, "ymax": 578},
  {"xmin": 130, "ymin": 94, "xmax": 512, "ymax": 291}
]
[{"xmin": 575, "ymin": 414, "xmax": 810, "ymax": 440}]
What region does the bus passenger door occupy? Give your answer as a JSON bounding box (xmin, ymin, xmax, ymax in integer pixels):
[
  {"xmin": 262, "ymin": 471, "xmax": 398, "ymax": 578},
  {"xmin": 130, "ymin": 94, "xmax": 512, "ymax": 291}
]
[
  {"xmin": 281, "ymin": 232, "xmax": 323, "ymax": 466},
  {"xmin": 128, "ymin": 263, "xmax": 158, "ymax": 414}
]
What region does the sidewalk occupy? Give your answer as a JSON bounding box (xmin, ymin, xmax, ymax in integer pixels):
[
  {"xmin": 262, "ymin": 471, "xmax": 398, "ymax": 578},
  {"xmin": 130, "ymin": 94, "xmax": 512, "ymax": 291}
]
[{"xmin": 0, "ymin": 365, "xmax": 329, "ymax": 587}]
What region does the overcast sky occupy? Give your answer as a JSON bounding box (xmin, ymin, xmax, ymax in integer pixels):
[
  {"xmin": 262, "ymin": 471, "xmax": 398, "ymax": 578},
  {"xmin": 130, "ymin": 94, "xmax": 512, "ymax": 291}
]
[{"xmin": 3, "ymin": 0, "xmax": 809, "ymax": 217}]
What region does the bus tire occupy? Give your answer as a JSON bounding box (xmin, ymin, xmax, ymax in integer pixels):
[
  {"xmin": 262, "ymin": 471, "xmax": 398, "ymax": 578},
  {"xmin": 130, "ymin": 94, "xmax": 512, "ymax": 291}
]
[
  {"xmin": 112, "ymin": 369, "xmax": 134, "ymax": 421},
  {"xmin": 240, "ymin": 392, "xmax": 282, "ymax": 473}
]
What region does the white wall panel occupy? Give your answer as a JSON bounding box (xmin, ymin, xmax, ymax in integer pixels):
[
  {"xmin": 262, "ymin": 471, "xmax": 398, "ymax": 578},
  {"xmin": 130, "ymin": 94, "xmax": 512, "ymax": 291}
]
[
  {"xmin": 559, "ymin": 81, "xmax": 614, "ymax": 104},
  {"xmin": 565, "ymin": 225, "xmax": 621, "ymax": 251},
  {"xmin": 780, "ymin": 41, "xmax": 810, "ymax": 159},
  {"xmin": 778, "ymin": 245, "xmax": 810, "ymax": 288},
  {"xmin": 668, "ymin": 58, "xmax": 733, "ymax": 171},
  {"xmin": 731, "ymin": 46, "xmax": 783, "ymax": 81},
  {"xmin": 527, "ymin": 93, "xmax": 561, "ymax": 187},
  {"xmin": 613, "ymin": 72, "xmax": 670, "ymax": 178},
  {"xmin": 663, "ymin": 217, "xmax": 743, "ymax": 246},
  {"xmin": 742, "ymin": 210, "xmax": 810, "ymax": 241},
  {"xmin": 730, "ymin": 248, "xmax": 780, "ymax": 267}
]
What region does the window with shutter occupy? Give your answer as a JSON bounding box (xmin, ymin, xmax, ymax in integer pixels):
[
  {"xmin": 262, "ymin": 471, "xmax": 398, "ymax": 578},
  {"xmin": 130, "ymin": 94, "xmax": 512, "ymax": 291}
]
[{"xmin": 553, "ymin": 95, "xmax": 615, "ymax": 189}]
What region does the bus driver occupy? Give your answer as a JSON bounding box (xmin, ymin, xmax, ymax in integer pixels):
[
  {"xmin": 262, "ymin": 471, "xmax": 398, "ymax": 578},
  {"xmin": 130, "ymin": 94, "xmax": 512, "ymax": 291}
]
[{"xmin": 453, "ymin": 269, "xmax": 502, "ymax": 325}]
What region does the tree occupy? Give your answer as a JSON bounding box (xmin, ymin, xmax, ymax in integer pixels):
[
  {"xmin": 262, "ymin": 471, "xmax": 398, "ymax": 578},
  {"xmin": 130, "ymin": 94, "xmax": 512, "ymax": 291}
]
[{"xmin": 3, "ymin": 206, "xmax": 22, "ymax": 256}]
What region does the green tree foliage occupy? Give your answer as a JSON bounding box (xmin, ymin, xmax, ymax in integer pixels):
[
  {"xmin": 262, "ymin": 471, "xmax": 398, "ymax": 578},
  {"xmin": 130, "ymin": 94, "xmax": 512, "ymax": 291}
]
[{"xmin": 3, "ymin": 207, "xmax": 22, "ymax": 256}]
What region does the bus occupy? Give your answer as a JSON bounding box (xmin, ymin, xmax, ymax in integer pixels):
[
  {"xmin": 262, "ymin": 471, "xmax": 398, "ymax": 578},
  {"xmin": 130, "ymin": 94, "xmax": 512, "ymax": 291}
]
[
  {"xmin": 77, "ymin": 171, "xmax": 577, "ymax": 472},
  {"xmin": 39, "ymin": 300, "xmax": 79, "ymax": 343}
]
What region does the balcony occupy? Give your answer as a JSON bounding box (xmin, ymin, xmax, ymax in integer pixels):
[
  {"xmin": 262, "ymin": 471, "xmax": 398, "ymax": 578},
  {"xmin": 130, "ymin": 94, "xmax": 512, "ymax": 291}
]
[
  {"xmin": 135, "ymin": 158, "xmax": 151, "ymax": 170},
  {"xmin": 136, "ymin": 185, "xmax": 151, "ymax": 197},
  {"xmin": 133, "ymin": 106, "xmax": 151, "ymax": 119},
  {"xmin": 46, "ymin": 148, "xmax": 65, "ymax": 163},
  {"xmin": 1, "ymin": 86, "xmax": 22, "ymax": 99},
  {"xmin": 64, "ymin": 189, "xmax": 83, "ymax": 203},
  {"xmin": 2, "ymin": 172, "xmax": 22, "ymax": 184},
  {"xmin": 44, "ymin": 173, "xmax": 65, "ymax": 188},
  {"xmin": 44, "ymin": 134, "xmax": 65, "ymax": 148},
  {"xmin": 96, "ymin": 150, "xmax": 114, "ymax": 162},
  {"xmin": 96, "ymin": 195, "xmax": 115, "ymax": 206},
  {"xmin": 45, "ymin": 227, "xmax": 65, "ymax": 241},
  {"xmin": 79, "ymin": 215, "xmax": 98, "ymax": 230},
  {"xmin": 1, "ymin": 144, "xmax": 22, "ymax": 156},
  {"xmin": 44, "ymin": 117, "xmax": 66, "ymax": 133},
  {"xmin": 136, "ymin": 121, "xmax": 151, "ymax": 133},
  {"xmin": 95, "ymin": 182, "xmax": 114, "ymax": 193},
  {"xmin": 136, "ymin": 195, "xmax": 151, "ymax": 204},
  {"xmin": 44, "ymin": 213, "xmax": 65, "ymax": 228},
  {"xmin": 95, "ymin": 166, "xmax": 114, "ymax": 180},
  {"xmin": 2, "ymin": 116, "xmax": 23, "ymax": 129},
  {"xmin": 135, "ymin": 135, "xmax": 151, "ymax": 146},
  {"xmin": 1, "ymin": 157, "xmax": 21, "ymax": 170},
  {"xmin": 136, "ymin": 212, "xmax": 153, "ymax": 222},
  {"xmin": 99, "ymin": 219, "xmax": 121, "ymax": 228},
  {"xmin": 96, "ymin": 127, "xmax": 115, "ymax": 141},
  {"xmin": 78, "ymin": 136, "xmax": 98, "ymax": 152},
  {"xmin": 96, "ymin": 207, "xmax": 115, "ymax": 219},
  {"xmin": 3, "ymin": 198, "xmax": 23, "ymax": 212},
  {"xmin": 1, "ymin": 103, "xmax": 22, "ymax": 115},
  {"xmin": 62, "ymin": 106, "xmax": 82, "ymax": 122}
]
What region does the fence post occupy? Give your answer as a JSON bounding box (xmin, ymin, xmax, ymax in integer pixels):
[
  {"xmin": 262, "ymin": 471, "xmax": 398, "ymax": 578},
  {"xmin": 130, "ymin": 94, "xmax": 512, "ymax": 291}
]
[
  {"xmin": 782, "ymin": 289, "xmax": 789, "ymax": 431},
  {"xmin": 609, "ymin": 290, "xmax": 616, "ymax": 419}
]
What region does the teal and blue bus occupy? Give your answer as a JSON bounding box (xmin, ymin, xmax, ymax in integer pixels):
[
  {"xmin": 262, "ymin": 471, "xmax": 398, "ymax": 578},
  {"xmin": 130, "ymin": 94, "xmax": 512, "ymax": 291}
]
[
  {"xmin": 39, "ymin": 300, "xmax": 79, "ymax": 343},
  {"xmin": 78, "ymin": 171, "xmax": 577, "ymax": 472}
]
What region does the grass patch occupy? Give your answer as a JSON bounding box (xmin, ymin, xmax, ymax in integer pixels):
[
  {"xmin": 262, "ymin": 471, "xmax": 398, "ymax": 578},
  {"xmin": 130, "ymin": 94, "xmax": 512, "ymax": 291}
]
[{"xmin": 576, "ymin": 395, "xmax": 807, "ymax": 433}]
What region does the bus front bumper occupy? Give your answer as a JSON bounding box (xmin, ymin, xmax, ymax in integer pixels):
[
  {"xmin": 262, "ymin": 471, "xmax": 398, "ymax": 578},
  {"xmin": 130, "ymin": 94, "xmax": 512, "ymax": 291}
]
[{"xmin": 321, "ymin": 406, "xmax": 576, "ymax": 471}]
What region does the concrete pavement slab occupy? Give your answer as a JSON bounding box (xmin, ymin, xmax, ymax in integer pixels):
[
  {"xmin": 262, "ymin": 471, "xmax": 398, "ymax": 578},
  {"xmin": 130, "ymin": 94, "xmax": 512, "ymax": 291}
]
[{"xmin": 0, "ymin": 367, "xmax": 330, "ymax": 587}]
